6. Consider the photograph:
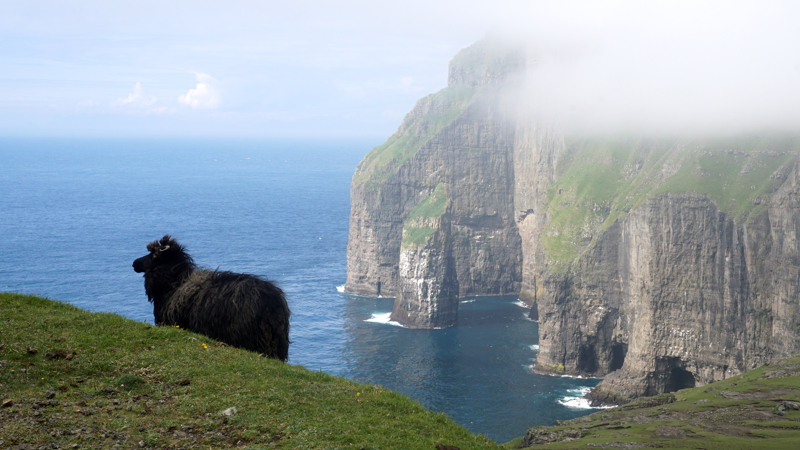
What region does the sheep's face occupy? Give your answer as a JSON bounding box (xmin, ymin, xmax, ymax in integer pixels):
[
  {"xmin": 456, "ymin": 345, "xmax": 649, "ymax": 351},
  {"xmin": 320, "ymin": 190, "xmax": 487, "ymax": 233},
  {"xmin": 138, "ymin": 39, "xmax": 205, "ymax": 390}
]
[{"xmin": 133, "ymin": 235, "xmax": 175, "ymax": 273}]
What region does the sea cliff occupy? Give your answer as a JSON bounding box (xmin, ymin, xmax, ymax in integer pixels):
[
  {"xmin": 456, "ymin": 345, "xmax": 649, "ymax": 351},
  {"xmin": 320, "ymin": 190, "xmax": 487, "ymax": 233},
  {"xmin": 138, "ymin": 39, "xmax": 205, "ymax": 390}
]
[
  {"xmin": 345, "ymin": 38, "xmax": 800, "ymax": 401},
  {"xmin": 346, "ymin": 39, "xmax": 525, "ymax": 328}
]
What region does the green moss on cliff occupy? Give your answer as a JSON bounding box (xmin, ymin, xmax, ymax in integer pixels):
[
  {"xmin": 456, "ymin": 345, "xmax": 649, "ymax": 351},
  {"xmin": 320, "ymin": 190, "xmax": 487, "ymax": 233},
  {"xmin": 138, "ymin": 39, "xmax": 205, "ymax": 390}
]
[
  {"xmin": 402, "ymin": 226, "xmax": 436, "ymax": 247},
  {"xmin": 353, "ymin": 87, "xmax": 478, "ymax": 187},
  {"xmin": 540, "ymin": 135, "xmax": 800, "ymax": 267},
  {"xmin": 402, "ymin": 183, "xmax": 448, "ymax": 248},
  {"xmin": 407, "ymin": 183, "xmax": 448, "ymax": 221}
]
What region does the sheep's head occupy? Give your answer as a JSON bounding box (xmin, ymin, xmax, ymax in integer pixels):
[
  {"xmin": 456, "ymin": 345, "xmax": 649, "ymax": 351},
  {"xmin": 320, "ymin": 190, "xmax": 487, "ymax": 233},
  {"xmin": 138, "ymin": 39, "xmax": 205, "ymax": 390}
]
[{"xmin": 133, "ymin": 235, "xmax": 179, "ymax": 273}]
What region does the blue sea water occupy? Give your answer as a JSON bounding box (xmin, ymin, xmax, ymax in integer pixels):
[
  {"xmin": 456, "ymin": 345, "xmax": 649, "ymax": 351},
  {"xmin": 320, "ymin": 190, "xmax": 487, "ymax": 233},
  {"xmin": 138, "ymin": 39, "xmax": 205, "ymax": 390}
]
[{"xmin": 0, "ymin": 138, "xmax": 603, "ymax": 442}]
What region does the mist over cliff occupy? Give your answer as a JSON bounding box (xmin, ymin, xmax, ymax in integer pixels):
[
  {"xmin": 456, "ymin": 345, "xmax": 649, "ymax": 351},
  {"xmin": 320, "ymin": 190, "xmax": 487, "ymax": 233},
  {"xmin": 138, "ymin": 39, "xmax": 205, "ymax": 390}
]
[
  {"xmin": 499, "ymin": 1, "xmax": 800, "ymax": 136},
  {"xmin": 345, "ymin": 22, "xmax": 800, "ymax": 403}
]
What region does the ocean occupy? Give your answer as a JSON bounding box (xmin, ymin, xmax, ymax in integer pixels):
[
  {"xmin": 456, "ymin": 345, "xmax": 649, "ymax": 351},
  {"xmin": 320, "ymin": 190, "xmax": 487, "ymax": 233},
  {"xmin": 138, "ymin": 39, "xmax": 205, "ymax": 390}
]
[{"xmin": 0, "ymin": 137, "xmax": 604, "ymax": 442}]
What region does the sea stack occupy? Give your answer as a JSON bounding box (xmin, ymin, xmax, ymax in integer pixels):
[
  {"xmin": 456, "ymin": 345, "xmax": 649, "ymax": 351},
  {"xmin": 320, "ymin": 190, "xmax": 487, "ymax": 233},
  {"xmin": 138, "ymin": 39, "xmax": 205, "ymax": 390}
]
[{"xmin": 345, "ymin": 38, "xmax": 525, "ymax": 328}]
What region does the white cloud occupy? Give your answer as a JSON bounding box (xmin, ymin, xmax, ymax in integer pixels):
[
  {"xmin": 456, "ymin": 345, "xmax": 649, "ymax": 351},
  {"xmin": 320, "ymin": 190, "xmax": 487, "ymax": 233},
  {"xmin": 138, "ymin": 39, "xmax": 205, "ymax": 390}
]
[
  {"xmin": 178, "ymin": 73, "xmax": 219, "ymax": 109},
  {"xmin": 116, "ymin": 82, "xmax": 156, "ymax": 107},
  {"xmin": 77, "ymin": 100, "xmax": 99, "ymax": 107}
]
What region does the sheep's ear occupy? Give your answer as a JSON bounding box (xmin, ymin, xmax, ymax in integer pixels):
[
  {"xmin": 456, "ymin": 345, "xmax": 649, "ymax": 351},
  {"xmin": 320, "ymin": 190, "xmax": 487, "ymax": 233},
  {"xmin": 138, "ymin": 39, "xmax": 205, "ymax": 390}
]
[
  {"xmin": 160, "ymin": 234, "xmax": 172, "ymax": 246},
  {"xmin": 152, "ymin": 244, "xmax": 169, "ymax": 258}
]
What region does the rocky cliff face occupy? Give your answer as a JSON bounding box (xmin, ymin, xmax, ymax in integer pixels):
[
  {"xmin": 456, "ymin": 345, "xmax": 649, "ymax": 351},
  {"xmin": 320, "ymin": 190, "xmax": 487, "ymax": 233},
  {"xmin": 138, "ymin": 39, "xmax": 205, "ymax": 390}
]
[
  {"xmin": 346, "ymin": 39, "xmax": 524, "ymax": 328},
  {"xmin": 602, "ymin": 161, "xmax": 800, "ymax": 401},
  {"xmin": 346, "ymin": 38, "xmax": 800, "ymax": 401},
  {"xmin": 390, "ymin": 199, "xmax": 459, "ymax": 329},
  {"xmin": 532, "ymin": 141, "xmax": 800, "ymax": 402}
]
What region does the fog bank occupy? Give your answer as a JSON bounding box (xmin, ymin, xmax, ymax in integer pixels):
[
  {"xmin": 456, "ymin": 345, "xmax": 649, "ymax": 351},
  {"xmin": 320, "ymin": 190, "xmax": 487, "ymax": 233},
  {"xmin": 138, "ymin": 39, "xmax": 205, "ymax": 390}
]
[{"xmin": 499, "ymin": 1, "xmax": 800, "ymax": 134}]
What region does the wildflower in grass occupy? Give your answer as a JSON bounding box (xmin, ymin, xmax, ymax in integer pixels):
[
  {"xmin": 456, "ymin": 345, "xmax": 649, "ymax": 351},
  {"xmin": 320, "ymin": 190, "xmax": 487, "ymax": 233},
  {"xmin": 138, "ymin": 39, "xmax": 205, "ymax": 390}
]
[
  {"xmin": 357, "ymin": 392, "xmax": 360, "ymax": 397},
  {"xmin": 202, "ymin": 343, "xmax": 208, "ymax": 350}
]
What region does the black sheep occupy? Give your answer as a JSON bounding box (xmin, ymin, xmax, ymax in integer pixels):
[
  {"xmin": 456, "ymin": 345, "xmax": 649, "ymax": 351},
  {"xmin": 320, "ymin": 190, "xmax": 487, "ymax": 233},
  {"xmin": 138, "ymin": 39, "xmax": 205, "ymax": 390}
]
[{"xmin": 133, "ymin": 235, "xmax": 290, "ymax": 361}]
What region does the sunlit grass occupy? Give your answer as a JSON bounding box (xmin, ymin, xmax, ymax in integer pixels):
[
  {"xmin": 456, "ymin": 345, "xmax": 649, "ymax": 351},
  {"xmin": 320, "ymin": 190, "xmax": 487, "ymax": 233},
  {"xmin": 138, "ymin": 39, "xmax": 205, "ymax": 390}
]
[
  {"xmin": 0, "ymin": 293, "xmax": 498, "ymax": 449},
  {"xmin": 353, "ymin": 86, "xmax": 478, "ymax": 186},
  {"xmin": 503, "ymin": 353, "xmax": 800, "ymax": 449},
  {"xmin": 540, "ymin": 134, "xmax": 800, "ymax": 267}
]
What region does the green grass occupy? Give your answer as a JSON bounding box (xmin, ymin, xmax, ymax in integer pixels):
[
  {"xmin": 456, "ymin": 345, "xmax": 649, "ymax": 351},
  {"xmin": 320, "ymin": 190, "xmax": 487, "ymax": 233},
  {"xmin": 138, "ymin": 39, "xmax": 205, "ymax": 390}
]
[
  {"xmin": 540, "ymin": 137, "xmax": 646, "ymax": 266},
  {"xmin": 0, "ymin": 293, "xmax": 499, "ymax": 449},
  {"xmin": 353, "ymin": 86, "xmax": 478, "ymax": 187},
  {"xmin": 506, "ymin": 353, "xmax": 800, "ymax": 449},
  {"xmin": 539, "ymin": 135, "xmax": 800, "ymax": 267},
  {"xmin": 402, "ymin": 226, "xmax": 436, "ymax": 248},
  {"xmin": 402, "ymin": 183, "xmax": 448, "ymax": 248},
  {"xmin": 653, "ymin": 136, "xmax": 797, "ymax": 221}
]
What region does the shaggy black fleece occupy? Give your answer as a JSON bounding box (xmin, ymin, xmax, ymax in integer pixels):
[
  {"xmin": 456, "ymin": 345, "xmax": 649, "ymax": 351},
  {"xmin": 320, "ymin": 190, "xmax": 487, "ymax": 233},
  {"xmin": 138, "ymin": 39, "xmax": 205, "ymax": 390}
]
[{"xmin": 133, "ymin": 235, "xmax": 291, "ymax": 361}]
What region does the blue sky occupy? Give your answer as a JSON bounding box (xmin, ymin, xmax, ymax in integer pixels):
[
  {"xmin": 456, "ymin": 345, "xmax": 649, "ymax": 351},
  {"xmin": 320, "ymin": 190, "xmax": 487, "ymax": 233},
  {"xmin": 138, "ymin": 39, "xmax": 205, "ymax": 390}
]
[
  {"xmin": 2, "ymin": 1, "xmax": 799, "ymax": 138},
  {"xmin": 0, "ymin": 1, "xmax": 490, "ymax": 138}
]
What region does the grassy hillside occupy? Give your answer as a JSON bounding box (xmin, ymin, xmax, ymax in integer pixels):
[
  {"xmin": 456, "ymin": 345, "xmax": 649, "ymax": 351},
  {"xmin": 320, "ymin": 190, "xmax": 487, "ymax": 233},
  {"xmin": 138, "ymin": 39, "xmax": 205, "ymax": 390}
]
[
  {"xmin": 507, "ymin": 353, "xmax": 800, "ymax": 449},
  {"xmin": 352, "ymin": 86, "xmax": 478, "ymax": 188},
  {"xmin": 0, "ymin": 293, "xmax": 498, "ymax": 449},
  {"xmin": 541, "ymin": 135, "xmax": 800, "ymax": 267},
  {"xmin": 7, "ymin": 295, "xmax": 800, "ymax": 449}
]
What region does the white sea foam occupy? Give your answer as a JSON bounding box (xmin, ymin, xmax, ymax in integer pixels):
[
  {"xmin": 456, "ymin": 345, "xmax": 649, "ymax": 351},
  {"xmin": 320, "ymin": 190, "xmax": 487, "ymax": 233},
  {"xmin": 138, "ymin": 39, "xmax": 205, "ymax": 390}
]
[
  {"xmin": 558, "ymin": 387, "xmax": 614, "ymax": 409},
  {"xmin": 565, "ymin": 387, "xmax": 591, "ymax": 396},
  {"xmin": 522, "ymin": 313, "xmax": 538, "ymax": 322},
  {"xmin": 335, "ymin": 285, "xmax": 345, "ymax": 293},
  {"xmin": 530, "ymin": 344, "xmax": 539, "ymax": 351},
  {"xmin": 558, "ymin": 388, "xmax": 593, "ymax": 409},
  {"xmin": 560, "ymin": 373, "xmax": 602, "ymax": 379},
  {"xmin": 513, "ymin": 300, "xmax": 528, "ymax": 308},
  {"xmin": 460, "ymin": 299, "xmax": 476, "ymax": 304},
  {"xmin": 364, "ymin": 312, "xmax": 404, "ymax": 327}
]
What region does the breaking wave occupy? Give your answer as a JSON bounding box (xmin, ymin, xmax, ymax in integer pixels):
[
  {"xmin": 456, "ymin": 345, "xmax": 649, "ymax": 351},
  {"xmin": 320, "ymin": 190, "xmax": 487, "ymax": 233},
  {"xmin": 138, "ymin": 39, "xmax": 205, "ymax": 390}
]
[
  {"xmin": 364, "ymin": 312, "xmax": 404, "ymax": 327},
  {"xmin": 558, "ymin": 387, "xmax": 613, "ymax": 409},
  {"xmin": 559, "ymin": 374, "xmax": 601, "ymax": 379}
]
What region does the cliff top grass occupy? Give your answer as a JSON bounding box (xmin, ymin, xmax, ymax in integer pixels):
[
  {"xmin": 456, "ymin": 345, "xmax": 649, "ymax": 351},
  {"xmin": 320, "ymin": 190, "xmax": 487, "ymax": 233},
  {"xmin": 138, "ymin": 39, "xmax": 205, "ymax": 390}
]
[
  {"xmin": 540, "ymin": 134, "xmax": 800, "ymax": 267},
  {"xmin": 353, "ymin": 86, "xmax": 478, "ymax": 188},
  {"xmin": 0, "ymin": 292, "xmax": 498, "ymax": 450},
  {"xmin": 506, "ymin": 353, "xmax": 800, "ymax": 449}
]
